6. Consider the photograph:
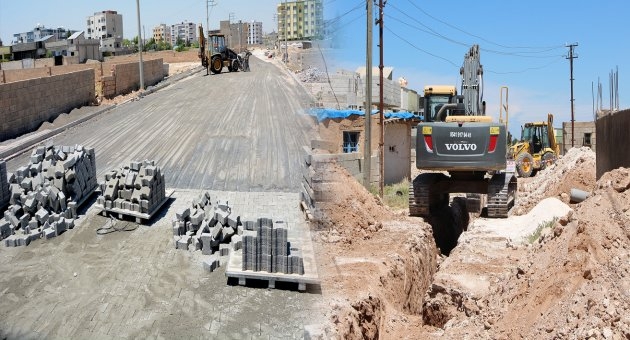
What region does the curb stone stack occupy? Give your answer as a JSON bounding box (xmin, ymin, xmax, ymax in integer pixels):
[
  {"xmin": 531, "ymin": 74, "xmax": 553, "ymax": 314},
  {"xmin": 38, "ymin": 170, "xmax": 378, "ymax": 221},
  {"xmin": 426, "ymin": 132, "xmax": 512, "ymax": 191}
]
[
  {"xmin": 95, "ymin": 160, "xmax": 166, "ymax": 215},
  {"xmin": 1, "ymin": 143, "xmax": 97, "ymax": 246}
]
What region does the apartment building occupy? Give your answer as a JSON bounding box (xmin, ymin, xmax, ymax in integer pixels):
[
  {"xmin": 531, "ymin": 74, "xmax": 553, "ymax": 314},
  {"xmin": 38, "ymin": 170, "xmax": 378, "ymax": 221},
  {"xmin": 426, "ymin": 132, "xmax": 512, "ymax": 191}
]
[
  {"xmin": 86, "ymin": 10, "xmax": 123, "ymax": 40},
  {"xmin": 277, "ymin": 0, "xmax": 323, "ymax": 41},
  {"xmin": 248, "ymin": 21, "xmax": 263, "ymax": 45},
  {"xmin": 152, "ymin": 24, "xmax": 171, "ymax": 44},
  {"xmin": 170, "ymin": 21, "xmax": 197, "ymax": 46}
]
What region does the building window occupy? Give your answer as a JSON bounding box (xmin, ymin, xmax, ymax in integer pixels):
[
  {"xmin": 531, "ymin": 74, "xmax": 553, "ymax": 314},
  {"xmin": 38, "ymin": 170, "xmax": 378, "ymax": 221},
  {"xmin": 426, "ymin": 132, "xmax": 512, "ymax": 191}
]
[
  {"xmin": 583, "ymin": 133, "xmax": 592, "ymax": 147},
  {"xmin": 343, "ymin": 131, "xmax": 360, "ymax": 153}
]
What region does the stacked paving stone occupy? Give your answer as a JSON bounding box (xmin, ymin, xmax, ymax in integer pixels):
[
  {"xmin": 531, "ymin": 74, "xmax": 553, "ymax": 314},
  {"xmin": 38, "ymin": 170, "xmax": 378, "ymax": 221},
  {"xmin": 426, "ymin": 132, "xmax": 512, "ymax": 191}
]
[
  {"xmin": 172, "ymin": 195, "xmax": 305, "ymax": 275},
  {"xmin": 1, "ymin": 143, "xmax": 97, "ymax": 247},
  {"xmin": 242, "ymin": 219, "xmax": 304, "ymax": 275},
  {"xmin": 0, "ymin": 160, "xmax": 9, "ymax": 210},
  {"xmin": 96, "ymin": 160, "xmax": 166, "ymax": 215}
]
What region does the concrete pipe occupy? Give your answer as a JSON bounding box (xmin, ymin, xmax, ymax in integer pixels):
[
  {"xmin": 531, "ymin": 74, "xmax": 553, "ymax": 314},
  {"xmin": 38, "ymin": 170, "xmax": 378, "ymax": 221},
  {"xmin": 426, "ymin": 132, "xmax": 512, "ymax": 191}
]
[{"xmin": 569, "ymin": 188, "xmax": 589, "ymax": 203}]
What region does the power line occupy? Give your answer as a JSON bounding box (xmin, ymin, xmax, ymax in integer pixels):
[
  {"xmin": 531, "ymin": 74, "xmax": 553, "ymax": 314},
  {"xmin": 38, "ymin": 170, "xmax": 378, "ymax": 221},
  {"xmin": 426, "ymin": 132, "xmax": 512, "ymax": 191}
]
[
  {"xmin": 405, "ymin": 0, "xmax": 565, "ymax": 51},
  {"xmin": 326, "ymin": 0, "xmax": 364, "ymax": 26},
  {"xmin": 485, "ymin": 57, "xmax": 564, "ymax": 74},
  {"xmin": 384, "ymin": 25, "xmax": 459, "ymax": 68},
  {"xmin": 387, "ymin": 5, "xmax": 563, "ymax": 59}
]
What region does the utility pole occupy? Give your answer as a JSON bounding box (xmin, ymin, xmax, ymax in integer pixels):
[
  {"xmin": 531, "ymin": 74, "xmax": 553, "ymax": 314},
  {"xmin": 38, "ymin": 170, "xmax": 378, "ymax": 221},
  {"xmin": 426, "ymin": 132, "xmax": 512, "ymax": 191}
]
[
  {"xmin": 284, "ymin": 0, "xmax": 288, "ymax": 63},
  {"xmin": 238, "ymin": 20, "xmax": 242, "ymax": 53},
  {"xmin": 363, "ymin": 0, "xmax": 373, "ymax": 189},
  {"xmin": 566, "ymin": 43, "xmax": 578, "ymax": 147},
  {"xmin": 206, "ymin": 0, "xmax": 216, "ymax": 37},
  {"xmin": 136, "ymin": 0, "xmax": 144, "ymax": 90},
  {"xmin": 377, "ymin": 0, "xmax": 385, "ymax": 197}
]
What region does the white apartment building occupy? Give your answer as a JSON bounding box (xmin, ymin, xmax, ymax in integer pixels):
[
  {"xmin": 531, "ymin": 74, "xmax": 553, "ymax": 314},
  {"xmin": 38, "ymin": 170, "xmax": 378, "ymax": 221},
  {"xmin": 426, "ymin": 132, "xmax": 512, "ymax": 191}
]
[
  {"xmin": 248, "ymin": 21, "xmax": 263, "ymax": 45},
  {"xmin": 170, "ymin": 21, "xmax": 197, "ymax": 46},
  {"xmin": 86, "ymin": 10, "xmax": 123, "ymax": 40}
]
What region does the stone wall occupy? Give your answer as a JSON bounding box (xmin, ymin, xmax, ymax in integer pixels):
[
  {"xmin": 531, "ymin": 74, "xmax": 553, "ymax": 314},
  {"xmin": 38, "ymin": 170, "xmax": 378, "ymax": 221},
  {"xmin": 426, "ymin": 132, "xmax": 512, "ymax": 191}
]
[
  {"xmin": 0, "ymin": 69, "xmax": 94, "ymax": 141},
  {"xmin": 596, "ymin": 109, "xmax": 630, "ymax": 179}
]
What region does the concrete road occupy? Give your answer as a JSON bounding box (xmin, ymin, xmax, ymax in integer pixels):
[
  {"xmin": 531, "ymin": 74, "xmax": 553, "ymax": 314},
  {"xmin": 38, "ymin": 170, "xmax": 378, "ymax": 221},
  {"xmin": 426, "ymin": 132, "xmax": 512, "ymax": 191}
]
[
  {"xmin": 6, "ymin": 56, "xmax": 315, "ymax": 192},
  {"xmin": 0, "ymin": 57, "xmax": 323, "ymax": 339}
]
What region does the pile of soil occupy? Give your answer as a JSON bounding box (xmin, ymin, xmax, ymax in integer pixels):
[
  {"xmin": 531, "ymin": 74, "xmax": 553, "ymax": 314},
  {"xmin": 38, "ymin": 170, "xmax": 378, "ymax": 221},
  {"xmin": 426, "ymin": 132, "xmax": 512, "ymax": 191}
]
[
  {"xmin": 416, "ymin": 166, "xmax": 630, "ymax": 339},
  {"xmin": 312, "ymin": 162, "xmax": 439, "ymax": 339},
  {"xmin": 513, "ymin": 147, "xmax": 596, "ymax": 215}
]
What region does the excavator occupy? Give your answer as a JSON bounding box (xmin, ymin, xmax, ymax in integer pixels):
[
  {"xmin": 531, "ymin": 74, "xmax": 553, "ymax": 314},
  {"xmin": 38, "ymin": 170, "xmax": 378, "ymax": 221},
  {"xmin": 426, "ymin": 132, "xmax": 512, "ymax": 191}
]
[
  {"xmin": 510, "ymin": 114, "xmax": 559, "ymax": 177},
  {"xmin": 409, "ymin": 45, "xmax": 517, "ymax": 218},
  {"xmin": 198, "ymin": 24, "xmax": 250, "ymax": 75}
]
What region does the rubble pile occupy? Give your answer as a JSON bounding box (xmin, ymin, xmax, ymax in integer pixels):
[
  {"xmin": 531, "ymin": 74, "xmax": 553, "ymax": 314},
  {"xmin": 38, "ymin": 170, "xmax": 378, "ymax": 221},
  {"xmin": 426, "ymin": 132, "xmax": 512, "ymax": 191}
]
[
  {"xmin": 172, "ymin": 194, "xmax": 304, "ymax": 275},
  {"xmin": 297, "ymin": 66, "xmax": 326, "ymax": 83},
  {"xmin": 513, "ymin": 146, "xmax": 596, "ymax": 215},
  {"xmin": 95, "ymin": 160, "xmax": 166, "ymax": 215},
  {"xmin": 1, "ymin": 143, "xmax": 97, "ymax": 246}
]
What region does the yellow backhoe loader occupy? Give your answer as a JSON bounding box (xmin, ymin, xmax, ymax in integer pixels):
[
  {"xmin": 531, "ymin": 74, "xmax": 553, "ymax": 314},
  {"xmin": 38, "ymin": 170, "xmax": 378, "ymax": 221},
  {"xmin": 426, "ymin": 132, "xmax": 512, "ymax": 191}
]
[{"xmin": 510, "ymin": 113, "xmax": 559, "ymax": 177}]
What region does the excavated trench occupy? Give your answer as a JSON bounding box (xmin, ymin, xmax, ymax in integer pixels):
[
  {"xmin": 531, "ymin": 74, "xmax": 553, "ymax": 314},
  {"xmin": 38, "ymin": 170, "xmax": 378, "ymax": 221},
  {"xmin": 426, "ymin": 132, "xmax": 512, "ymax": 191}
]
[{"xmin": 333, "ymin": 202, "xmax": 472, "ymax": 339}]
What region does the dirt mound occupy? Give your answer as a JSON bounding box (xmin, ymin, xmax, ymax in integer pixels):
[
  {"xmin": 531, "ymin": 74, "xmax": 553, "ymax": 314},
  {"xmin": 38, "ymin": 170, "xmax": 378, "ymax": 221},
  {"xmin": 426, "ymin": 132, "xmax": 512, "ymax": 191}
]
[
  {"xmin": 312, "ymin": 163, "xmax": 438, "ymax": 339},
  {"xmin": 513, "ymin": 147, "xmax": 596, "ymax": 215},
  {"xmin": 313, "ymin": 162, "xmax": 393, "ymax": 244},
  {"xmin": 425, "ymin": 167, "xmax": 630, "ymax": 339}
]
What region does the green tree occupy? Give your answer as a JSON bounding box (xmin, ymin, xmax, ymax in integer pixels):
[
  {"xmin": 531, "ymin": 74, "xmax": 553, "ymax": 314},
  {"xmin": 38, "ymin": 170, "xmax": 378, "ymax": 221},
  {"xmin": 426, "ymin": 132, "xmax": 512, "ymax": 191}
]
[{"xmin": 122, "ymin": 38, "xmax": 132, "ymax": 47}]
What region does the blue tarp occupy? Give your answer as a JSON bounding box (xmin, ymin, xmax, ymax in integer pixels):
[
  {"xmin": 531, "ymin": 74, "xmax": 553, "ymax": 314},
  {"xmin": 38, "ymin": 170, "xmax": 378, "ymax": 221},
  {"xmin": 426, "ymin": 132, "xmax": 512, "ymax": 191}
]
[{"xmin": 309, "ymin": 108, "xmax": 417, "ymax": 122}]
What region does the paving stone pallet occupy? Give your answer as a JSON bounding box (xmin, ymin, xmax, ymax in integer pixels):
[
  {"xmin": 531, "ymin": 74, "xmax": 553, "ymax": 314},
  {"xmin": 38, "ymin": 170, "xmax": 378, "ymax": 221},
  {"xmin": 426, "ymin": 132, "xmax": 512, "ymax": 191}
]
[
  {"xmin": 172, "ymin": 192, "xmax": 309, "ymax": 289},
  {"xmin": 1, "ymin": 143, "xmax": 97, "ymax": 246},
  {"xmin": 94, "ymin": 160, "xmax": 170, "ymax": 224}
]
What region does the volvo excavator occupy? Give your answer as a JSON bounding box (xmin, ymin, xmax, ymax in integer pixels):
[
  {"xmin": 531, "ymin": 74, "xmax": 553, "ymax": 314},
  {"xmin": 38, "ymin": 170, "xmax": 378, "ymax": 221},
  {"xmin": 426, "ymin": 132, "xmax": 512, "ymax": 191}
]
[{"xmin": 409, "ymin": 45, "xmax": 517, "ymax": 218}]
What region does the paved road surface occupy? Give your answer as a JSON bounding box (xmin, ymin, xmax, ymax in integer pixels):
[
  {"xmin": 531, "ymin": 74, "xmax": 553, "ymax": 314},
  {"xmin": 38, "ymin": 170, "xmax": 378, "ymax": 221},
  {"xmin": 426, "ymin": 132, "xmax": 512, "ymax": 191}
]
[
  {"xmin": 6, "ymin": 56, "xmax": 315, "ymax": 192},
  {"xmin": 0, "ymin": 57, "xmax": 323, "ymax": 339}
]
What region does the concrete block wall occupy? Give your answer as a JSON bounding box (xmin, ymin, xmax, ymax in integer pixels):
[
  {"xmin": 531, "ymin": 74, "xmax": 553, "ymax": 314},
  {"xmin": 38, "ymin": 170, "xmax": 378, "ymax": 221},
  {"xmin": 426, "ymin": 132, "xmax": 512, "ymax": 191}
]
[
  {"xmin": 596, "ymin": 109, "xmax": 630, "ymax": 179},
  {"xmin": 562, "ymin": 121, "xmax": 596, "ymax": 155},
  {"xmin": 0, "ymin": 69, "xmax": 95, "ymax": 141},
  {"xmin": 110, "ymin": 58, "xmax": 164, "ymax": 97}
]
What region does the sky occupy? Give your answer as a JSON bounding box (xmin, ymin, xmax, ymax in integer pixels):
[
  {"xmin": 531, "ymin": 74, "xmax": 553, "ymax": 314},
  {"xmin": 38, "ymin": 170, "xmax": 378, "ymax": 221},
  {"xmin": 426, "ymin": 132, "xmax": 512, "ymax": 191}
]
[
  {"xmin": 0, "ymin": 0, "xmax": 285, "ymax": 44},
  {"xmin": 327, "ymin": 0, "xmax": 629, "ymax": 137}
]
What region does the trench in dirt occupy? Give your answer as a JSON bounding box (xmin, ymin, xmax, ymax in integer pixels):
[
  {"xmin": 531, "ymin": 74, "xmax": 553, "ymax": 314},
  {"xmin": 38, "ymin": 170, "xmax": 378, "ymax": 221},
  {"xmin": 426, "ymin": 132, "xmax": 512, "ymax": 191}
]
[{"xmin": 343, "ymin": 198, "xmax": 472, "ymax": 338}]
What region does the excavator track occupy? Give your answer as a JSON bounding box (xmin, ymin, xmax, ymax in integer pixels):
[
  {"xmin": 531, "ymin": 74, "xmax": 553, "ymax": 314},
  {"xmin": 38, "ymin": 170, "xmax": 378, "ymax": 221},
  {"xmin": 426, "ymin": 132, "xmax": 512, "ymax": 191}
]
[
  {"xmin": 487, "ymin": 173, "xmax": 517, "ymax": 218},
  {"xmin": 409, "ymin": 173, "xmax": 448, "ymax": 217}
]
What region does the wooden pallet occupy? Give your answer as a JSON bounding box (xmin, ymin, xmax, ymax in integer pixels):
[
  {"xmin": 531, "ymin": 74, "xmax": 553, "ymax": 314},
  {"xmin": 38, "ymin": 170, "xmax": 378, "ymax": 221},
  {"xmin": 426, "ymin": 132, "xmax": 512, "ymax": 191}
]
[{"xmin": 94, "ymin": 189, "xmax": 174, "ymax": 224}]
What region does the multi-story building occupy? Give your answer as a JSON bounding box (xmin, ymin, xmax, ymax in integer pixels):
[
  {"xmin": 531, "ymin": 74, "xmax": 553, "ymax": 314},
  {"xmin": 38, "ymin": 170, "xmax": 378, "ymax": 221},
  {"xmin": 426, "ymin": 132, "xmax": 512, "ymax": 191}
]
[
  {"xmin": 277, "ymin": 0, "xmax": 323, "ymax": 41},
  {"xmin": 170, "ymin": 21, "xmax": 197, "ymax": 47},
  {"xmin": 219, "ymin": 20, "xmax": 249, "ymax": 52},
  {"xmin": 152, "ymin": 24, "xmax": 171, "ymax": 44},
  {"xmin": 248, "ymin": 21, "xmax": 263, "ymax": 45},
  {"xmin": 12, "ymin": 25, "xmax": 77, "ymax": 44},
  {"xmin": 86, "ymin": 10, "xmax": 123, "ymax": 40}
]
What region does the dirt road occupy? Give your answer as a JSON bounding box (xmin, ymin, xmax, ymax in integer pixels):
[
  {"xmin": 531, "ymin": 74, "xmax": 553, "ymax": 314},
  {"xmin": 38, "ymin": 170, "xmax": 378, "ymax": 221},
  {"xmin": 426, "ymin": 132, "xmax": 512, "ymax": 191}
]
[{"xmin": 0, "ymin": 57, "xmax": 322, "ymax": 339}]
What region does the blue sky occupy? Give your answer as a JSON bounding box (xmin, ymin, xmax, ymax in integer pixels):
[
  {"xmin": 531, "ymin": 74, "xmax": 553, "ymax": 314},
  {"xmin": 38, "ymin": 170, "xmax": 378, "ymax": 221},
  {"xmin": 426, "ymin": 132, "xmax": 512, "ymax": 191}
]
[
  {"xmin": 0, "ymin": 0, "xmax": 286, "ymax": 44},
  {"xmin": 328, "ymin": 0, "xmax": 629, "ymax": 137}
]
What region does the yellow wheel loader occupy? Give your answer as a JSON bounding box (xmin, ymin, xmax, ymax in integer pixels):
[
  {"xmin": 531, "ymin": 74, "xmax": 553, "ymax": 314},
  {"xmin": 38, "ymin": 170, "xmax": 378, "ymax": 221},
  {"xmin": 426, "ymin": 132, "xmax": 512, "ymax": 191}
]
[{"xmin": 510, "ymin": 113, "xmax": 559, "ymax": 178}]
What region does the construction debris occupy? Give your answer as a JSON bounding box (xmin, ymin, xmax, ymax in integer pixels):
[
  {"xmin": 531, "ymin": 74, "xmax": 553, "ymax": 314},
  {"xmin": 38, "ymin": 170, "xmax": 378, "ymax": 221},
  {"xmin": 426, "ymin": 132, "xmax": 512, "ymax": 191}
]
[
  {"xmin": 296, "ymin": 66, "xmax": 326, "ymax": 83},
  {"xmin": 95, "ymin": 160, "xmax": 168, "ymax": 222},
  {"xmin": 1, "ymin": 143, "xmax": 97, "ymax": 246}
]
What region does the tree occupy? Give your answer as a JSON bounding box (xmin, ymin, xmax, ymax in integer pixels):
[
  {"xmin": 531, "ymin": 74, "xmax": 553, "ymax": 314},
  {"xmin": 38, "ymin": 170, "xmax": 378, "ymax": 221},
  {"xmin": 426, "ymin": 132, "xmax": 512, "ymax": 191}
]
[{"xmin": 122, "ymin": 38, "xmax": 132, "ymax": 47}]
